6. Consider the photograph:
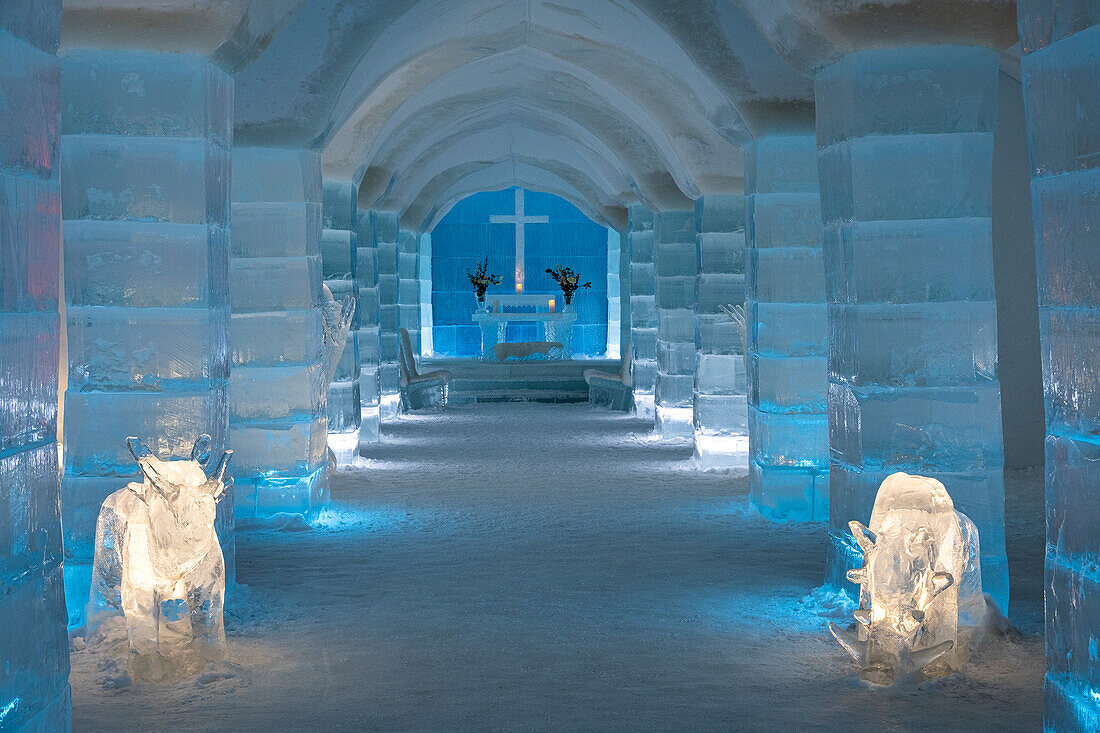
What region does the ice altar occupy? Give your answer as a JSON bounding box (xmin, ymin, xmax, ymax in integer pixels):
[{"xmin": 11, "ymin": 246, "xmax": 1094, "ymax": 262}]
[
  {"xmin": 88, "ymin": 436, "xmax": 232, "ymax": 682},
  {"xmin": 829, "ymin": 472, "xmax": 986, "ymax": 685}
]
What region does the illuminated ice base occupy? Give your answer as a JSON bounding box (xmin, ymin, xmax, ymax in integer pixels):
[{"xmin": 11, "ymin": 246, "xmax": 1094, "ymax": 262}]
[
  {"xmin": 381, "ymin": 392, "xmax": 401, "ymax": 421},
  {"xmin": 234, "ymin": 464, "xmax": 327, "ymax": 521},
  {"xmin": 633, "ymin": 392, "xmax": 655, "ymax": 420},
  {"xmin": 327, "ymin": 431, "xmax": 359, "ymax": 466},
  {"xmin": 693, "ymin": 434, "xmax": 750, "ymax": 472},
  {"xmin": 655, "ymin": 405, "xmax": 693, "ymax": 440}
]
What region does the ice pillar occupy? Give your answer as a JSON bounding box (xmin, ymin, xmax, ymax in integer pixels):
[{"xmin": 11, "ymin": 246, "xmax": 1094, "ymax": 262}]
[
  {"xmin": 229, "ymin": 148, "xmax": 326, "ymax": 519},
  {"xmin": 1018, "ymin": 5, "xmax": 1100, "ymax": 728},
  {"xmin": 693, "ymin": 195, "xmax": 749, "ymax": 470},
  {"xmin": 816, "ymin": 47, "xmax": 1007, "ymax": 610},
  {"xmin": 607, "ymin": 229, "xmax": 622, "ymax": 357},
  {"xmin": 419, "ymin": 233, "xmax": 434, "ymax": 356},
  {"xmin": 398, "ymin": 229, "xmax": 421, "ymax": 358},
  {"xmin": 0, "ymin": 2, "xmax": 71, "ymax": 726},
  {"xmin": 654, "ymin": 210, "xmax": 697, "ymax": 439},
  {"xmin": 628, "ymin": 206, "xmax": 656, "ymax": 419},
  {"xmin": 745, "ymin": 136, "xmax": 829, "ymax": 520},
  {"xmin": 61, "ymin": 50, "xmax": 235, "ymax": 609},
  {"xmin": 322, "ymin": 181, "xmax": 361, "ymax": 461},
  {"xmin": 356, "ymin": 210, "xmax": 381, "ymax": 445},
  {"xmin": 375, "ymin": 213, "xmax": 400, "ymax": 419}
]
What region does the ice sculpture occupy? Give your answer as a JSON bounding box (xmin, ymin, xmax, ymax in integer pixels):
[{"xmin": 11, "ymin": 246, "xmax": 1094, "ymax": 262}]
[
  {"xmin": 322, "ymin": 284, "xmax": 356, "ymax": 393},
  {"xmin": 88, "ymin": 436, "xmax": 232, "ymax": 682},
  {"xmin": 829, "ymin": 472, "xmax": 986, "ymax": 685}
]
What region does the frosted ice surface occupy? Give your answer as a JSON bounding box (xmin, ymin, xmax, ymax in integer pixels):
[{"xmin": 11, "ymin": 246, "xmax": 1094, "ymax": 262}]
[
  {"xmin": 830, "ymin": 472, "xmax": 986, "ymax": 685},
  {"xmin": 89, "ymin": 436, "xmax": 231, "ymax": 682}
]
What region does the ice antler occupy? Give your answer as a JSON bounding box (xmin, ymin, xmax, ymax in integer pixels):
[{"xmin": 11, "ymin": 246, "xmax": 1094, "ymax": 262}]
[
  {"xmin": 718, "ymin": 303, "xmax": 748, "ymax": 370},
  {"xmin": 191, "ymin": 434, "xmax": 213, "ymax": 466}
]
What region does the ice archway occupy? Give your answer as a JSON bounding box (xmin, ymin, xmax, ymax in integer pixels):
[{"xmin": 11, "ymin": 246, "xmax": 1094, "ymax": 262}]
[{"xmin": 9, "ymin": 0, "xmax": 1093, "ymax": 728}]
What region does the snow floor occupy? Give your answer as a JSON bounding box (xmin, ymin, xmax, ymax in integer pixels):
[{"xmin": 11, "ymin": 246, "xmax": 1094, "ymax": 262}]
[{"xmin": 70, "ymin": 402, "xmax": 1044, "ymax": 731}]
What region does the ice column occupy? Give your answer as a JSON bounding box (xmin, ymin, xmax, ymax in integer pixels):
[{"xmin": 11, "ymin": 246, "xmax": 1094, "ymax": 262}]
[
  {"xmin": 816, "ymin": 47, "xmax": 1007, "ymax": 610},
  {"xmin": 693, "ymin": 195, "xmax": 749, "ymax": 470},
  {"xmin": 628, "ymin": 206, "xmax": 656, "ymax": 419},
  {"xmin": 322, "ymin": 181, "xmax": 361, "ymax": 461},
  {"xmin": 398, "ymin": 229, "xmax": 421, "ymax": 358},
  {"xmin": 654, "ymin": 210, "xmax": 698, "ymax": 439},
  {"xmin": 229, "ymin": 148, "xmax": 326, "ymax": 519},
  {"xmin": 61, "ymin": 51, "xmax": 235, "ymax": 610},
  {"xmin": 356, "ymin": 210, "xmax": 381, "ymax": 445},
  {"xmin": 745, "ymin": 136, "xmax": 829, "ymax": 520},
  {"xmin": 0, "ymin": 2, "xmax": 71, "ymax": 726},
  {"xmin": 606, "ymin": 229, "xmax": 622, "ymax": 357},
  {"xmin": 375, "ymin": 213, "xmax": 401, "ymax": 419},
  {"xmin": 1018, "ymin": 5, "xmax": 1100, "ymax": 728},
  {"xmin": 419, "ymin": 233, "xmax": 434, "ymax": 356}
]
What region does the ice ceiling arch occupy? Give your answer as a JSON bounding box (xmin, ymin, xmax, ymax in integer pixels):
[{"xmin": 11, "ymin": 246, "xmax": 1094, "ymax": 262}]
[{"xmin": 232, "ymin": 0, "xmax": 815, "ymax": 226}]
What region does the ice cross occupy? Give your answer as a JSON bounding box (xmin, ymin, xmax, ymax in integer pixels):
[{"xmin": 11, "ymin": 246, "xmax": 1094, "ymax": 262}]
[{"xmin": 490, "ymin": 188, "xmax": 549, "ymax": 293}]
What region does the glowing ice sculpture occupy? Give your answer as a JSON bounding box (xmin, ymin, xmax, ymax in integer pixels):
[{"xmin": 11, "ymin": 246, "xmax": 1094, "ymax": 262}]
[
  {"xmin": 89, "ymin": 435, "xmax": 232, "ymax": 682},
  {"xmin": 829, "ymin": 472, "xmax": 986, "ymax": 685}
]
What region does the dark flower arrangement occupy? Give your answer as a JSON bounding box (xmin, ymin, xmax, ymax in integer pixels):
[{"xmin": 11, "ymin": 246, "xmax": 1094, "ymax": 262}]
[
  {"xmin": 467, "ymin": 258, "xmax": 502, "ymax": 301},
  {"xmin": 545, "ymin": 265, "xmax": 591, "ymax": 305}
]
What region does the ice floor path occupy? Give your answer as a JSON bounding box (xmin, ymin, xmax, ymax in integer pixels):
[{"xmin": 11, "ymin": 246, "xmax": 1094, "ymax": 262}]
[{"xmin": 71, "ymin": 402, "xmax": 1043, "ymax": 731}]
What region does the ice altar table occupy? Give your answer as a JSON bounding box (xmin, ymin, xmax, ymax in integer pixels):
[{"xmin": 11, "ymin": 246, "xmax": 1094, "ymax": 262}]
[{"xmin": 472, "ymin": 295, "xmax": 577, "ymax": 360}]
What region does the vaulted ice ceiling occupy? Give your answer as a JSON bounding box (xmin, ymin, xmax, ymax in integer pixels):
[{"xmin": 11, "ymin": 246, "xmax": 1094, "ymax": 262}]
[{"xmin": 61, "ymin": 0, "xmax": 820, "ymax": 229}]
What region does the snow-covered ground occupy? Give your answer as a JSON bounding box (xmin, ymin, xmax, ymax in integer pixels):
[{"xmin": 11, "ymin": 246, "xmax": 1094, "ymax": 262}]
[{"xmin": 70, "ymin": 402, "xmax": 1044, "ymax": 731}]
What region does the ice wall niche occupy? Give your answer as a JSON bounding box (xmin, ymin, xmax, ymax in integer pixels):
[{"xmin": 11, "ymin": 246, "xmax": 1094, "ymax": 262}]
[
  {"xmin": 830, "ymin": 472, "xmax": 987, "ymax": 686},
  {"xmin": 61, "ymin": 49, "xmax": 234, "ymax": 623},
  {"xmin": 88, "ymin": 436, "xmax": 231, "ymax": 683},
  {"xmin": 816, "ymin": 46, "xmax": 1008, "ymax": 612}
]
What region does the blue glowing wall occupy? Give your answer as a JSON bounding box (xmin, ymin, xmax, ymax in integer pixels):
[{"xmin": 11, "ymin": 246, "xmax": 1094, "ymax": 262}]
[{"xmin": 431, "ymin": 188, "xmax": 608, "ymax": 357}]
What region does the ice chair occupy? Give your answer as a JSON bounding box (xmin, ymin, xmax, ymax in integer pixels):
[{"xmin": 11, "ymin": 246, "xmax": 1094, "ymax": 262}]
[
  {"xmin": 583, "ymin": 338, "xmax": 633, "ymax": 412},
  {"xmin": 398, "ymin": 328, "xmax": 451, "ymax": 411}
]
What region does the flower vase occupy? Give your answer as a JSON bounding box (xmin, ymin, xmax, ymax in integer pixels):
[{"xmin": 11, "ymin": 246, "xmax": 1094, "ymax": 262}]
[
  {"xmin": 563, "ymin": 294, "xmax": 574, "ymax": 312},
  {"xmin": 476, "ymin": 294, "xmax": 488, "ymax": 312}
]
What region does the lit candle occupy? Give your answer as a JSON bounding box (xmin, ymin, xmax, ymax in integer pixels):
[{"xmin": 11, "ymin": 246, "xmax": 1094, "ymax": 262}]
[
  {"xmin": 548, "ymin": 298, "xmax": 555, "ymax": 313},
  {"xmin": 516, "ymin": 281, "xmax": 523, "ymax": 294}
]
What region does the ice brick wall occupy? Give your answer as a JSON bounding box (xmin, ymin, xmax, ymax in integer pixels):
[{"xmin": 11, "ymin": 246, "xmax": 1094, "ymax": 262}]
[
  {"xmin": 230, "ymin": 148, "xmax": 326, "ymax": 519},
  {"xmin": 654, "ymin": 210, "xmax": 697, "ymax": 439},
  {"xmin": 356, "ymin": 210, "xmax": 380, "ymax": 445},
  {"xmin": 693, "ymin": 195, "xmax": 749, "ymax": 470},
  {"xmin": 322, "ymin": 181, "xmax": 360, "ymax": 461},
  {"xmin": 0, "ymin": 2, "xmax": 71, "ymax": 727},
  {"xmin": 398, "ymin": 229, "xmax": 421, "ymax": 358},
  {"xmin": 745, "ymin": 136, "xmax": 829, "ymax": 520},
  {"xmin": 61, "ymin": 50, "xmax": 235, "ymax": 610},
  {"xmin": 375, "ymin": 212, "xmax": 400, "ymax": 419},
  {"xmin": 1018, "ymin": 4, "xmax": 1100, "ymax": 728},
  {"xmin": 628, "ymin": 206, "xmax": 656, "ymax": 419},
  {"xmin": 816, "ymin": 47, "xmax": 1008, "ymax": 611}
]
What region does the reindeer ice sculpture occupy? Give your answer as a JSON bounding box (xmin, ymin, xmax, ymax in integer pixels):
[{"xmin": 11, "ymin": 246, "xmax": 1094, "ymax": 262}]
[
  {"xmin": 89, "ymin": 435, "xmax": 232, "ymax": 682},
  {"xmin": 829, "ymin": 472, "xmax": 986, "ymax": 685}
]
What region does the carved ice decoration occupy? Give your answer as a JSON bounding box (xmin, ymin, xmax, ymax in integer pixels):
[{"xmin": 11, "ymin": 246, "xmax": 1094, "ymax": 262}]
[
  {"xmin": 88, "ymin": 435, "xmax": 232, "ymax": 682},
  {"xmin": 321, "ymin": 284, "xmax": 356, "ymax": 392},
  {"xmin": 829, "ymin": 472, "xmax": 986, "ymax": 685}
]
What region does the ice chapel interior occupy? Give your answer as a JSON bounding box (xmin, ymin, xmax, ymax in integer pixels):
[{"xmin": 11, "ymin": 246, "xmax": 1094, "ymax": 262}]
[{"xmin": 2, "ymin": 0, "xmax": 1099, "ymax": 730}]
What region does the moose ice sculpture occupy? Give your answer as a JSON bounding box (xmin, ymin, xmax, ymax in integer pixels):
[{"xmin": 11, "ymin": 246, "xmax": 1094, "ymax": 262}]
[
  {"xmin": 829, "ymin": 472, "xmax": 986, "ymax": 685},
  {"xmin": 88, "ymin": 435, "xmax": 232, "ymax": 682}
]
